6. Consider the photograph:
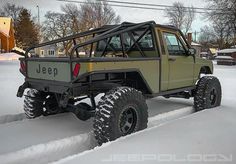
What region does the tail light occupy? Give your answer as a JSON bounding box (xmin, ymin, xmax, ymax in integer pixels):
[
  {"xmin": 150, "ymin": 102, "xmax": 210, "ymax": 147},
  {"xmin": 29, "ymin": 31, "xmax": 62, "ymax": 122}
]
[
  {"xmin": 20, "ymin": 60, "xmax": 26, "ymax": 73},
  {"xmin": 73, "ymin": 63, "xmax": 80, "ymax": 78}
]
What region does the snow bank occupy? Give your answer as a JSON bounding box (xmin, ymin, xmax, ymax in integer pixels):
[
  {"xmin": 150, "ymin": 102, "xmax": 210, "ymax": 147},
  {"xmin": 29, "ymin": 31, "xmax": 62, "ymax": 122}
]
[
  {"xmin": 148, "ymin": 106, "xmax": 194, "ymax": 127},
  {"xmin": 0, "ymin": 113, "xmax": 26, "ymax": 125},
  {"xmin": 0, "ymin": 132, "xmax": 96, "ymax": 164}
]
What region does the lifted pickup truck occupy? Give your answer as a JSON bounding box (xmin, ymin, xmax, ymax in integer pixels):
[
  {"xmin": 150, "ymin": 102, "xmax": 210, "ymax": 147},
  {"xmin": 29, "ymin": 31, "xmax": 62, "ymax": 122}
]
[{"xmin": 17, "ymin": 21, "xmax": 221, "ymax": 145}]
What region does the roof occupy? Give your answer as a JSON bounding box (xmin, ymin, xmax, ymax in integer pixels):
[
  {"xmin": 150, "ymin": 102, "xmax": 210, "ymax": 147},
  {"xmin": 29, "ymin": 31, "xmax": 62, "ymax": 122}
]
[
  {"xmin": 217, "ymin": 48, "xmax": 236, "ymax": 54},
  {"xmin": 0, "ymin": 17, "xmax": 12, "ymax": 37},
  {"xmin": 215, "ymin": 56, "xmax": 234, "ymax": 60},
  {"xmin": 191, "ymin": 42, "xmax": 201, "ymax": 46},
  {"xmin": 200, "ymin": 52, "xmax": 208, "ymax": 55}
]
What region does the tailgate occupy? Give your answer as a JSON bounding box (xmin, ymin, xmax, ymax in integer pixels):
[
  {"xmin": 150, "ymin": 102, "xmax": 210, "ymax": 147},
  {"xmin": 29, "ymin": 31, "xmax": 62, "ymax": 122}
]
[
  {"xmin": 27, "ymin": 61, "xmax": 71, "ymax": 82},
  {"xmin": 26, "ymin": 58, "xmax": 91, "ymax": 83},
  {"xmin": 26, "ymin": 58, "xmax": 89, "ymax": 82}
]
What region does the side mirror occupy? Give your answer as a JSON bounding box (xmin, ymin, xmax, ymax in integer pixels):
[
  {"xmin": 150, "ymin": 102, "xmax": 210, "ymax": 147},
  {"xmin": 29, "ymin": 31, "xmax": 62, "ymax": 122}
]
[{"xmin": 188, "ymin": 48, "xmax": 196, "ymax": 56}]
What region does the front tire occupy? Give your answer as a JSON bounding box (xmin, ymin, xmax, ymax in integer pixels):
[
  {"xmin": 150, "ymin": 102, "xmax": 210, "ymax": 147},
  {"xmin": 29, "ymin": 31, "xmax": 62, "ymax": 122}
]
[
  {"xmin": 194, "ymin": 76, "xmax": 222, "ymax": 111},
  {"xmin": 93, "ymin": 87, "xmax": 148, "ymax": 145}
]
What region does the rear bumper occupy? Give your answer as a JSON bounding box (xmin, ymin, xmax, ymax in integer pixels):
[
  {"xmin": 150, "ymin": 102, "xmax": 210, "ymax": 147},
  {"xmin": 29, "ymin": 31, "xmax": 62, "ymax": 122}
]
[{"xmin": 17, "ymin": 78, "xmax": 73, "ymax": 97}]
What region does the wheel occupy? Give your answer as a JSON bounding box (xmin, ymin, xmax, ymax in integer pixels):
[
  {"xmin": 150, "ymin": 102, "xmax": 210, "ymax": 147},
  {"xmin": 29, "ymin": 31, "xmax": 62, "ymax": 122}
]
[
  {"xmin": 93, "ymin": 87, "xmax": 148, "ymax": 145},
  {"xmin": 194, "ymin": 76, "xmax": 222, "ymax": 111},
  {"xmin": 43, "ymin": 94, "xmax": 61, "ymax": 116},
  {"xmin": 24, "ymin": 89, "xmax": 44, "ymax": 118},
  {"xmin": 24, "ymin": 89, "xmax": 63, "ymax": 118}
]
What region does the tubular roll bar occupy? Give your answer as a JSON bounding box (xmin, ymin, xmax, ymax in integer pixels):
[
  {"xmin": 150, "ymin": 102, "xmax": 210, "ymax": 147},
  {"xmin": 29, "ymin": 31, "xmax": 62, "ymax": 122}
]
[{"xmin": 25, "ymin": 21, "xmax": 156, "ymax": 58}]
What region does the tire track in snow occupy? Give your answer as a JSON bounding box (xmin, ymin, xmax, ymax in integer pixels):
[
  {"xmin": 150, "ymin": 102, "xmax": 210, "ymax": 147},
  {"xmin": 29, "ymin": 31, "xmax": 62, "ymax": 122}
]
[
  {"xmin": 0, "ymin": 132, "xmax": 97, "ymax": 164},
  {"xmin": 0, "ymin": 113, "xmax": 26, "ymax": 125},
  {"xmin": 0, "ymin": 106, "xmax": 194, "ymax": 164}
]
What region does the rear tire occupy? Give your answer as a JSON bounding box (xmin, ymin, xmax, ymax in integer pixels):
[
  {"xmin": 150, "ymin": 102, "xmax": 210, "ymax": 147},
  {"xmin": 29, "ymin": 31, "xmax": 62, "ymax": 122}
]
[
  {"xmin": 24, "ymin": 89, "xmax": 44, "ymax": 119},
  {"xmin": 24, "ymin": 89, "xmax": 63, "ymax": 118},
  {"xmin": 194, "ymin": 76, "xmax": 222, "ymax": 111},
  {"xmin": 93, "ymin": 87, "xmax": 148, "ymax": 145}
]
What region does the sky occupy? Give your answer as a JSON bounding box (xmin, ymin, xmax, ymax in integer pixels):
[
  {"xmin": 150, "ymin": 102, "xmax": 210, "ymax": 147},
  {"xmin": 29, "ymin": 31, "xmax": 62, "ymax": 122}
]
[{"xmin": 0, "ymin": 0, "xmax": 209, "ymax": 39}]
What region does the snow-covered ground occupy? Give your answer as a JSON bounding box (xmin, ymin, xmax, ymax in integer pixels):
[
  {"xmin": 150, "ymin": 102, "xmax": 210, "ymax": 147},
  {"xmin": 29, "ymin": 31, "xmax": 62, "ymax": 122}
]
[
  {"xmin": 0, "ymin": 60, "xmax": 24, "ymax": 116},
  {"xmin": 0, "ymin": 55, "xmax": 235, "ymax": 164},
  {"xmin": 56, "ymin": 64, "xmax": 236, "ymax": 164}
]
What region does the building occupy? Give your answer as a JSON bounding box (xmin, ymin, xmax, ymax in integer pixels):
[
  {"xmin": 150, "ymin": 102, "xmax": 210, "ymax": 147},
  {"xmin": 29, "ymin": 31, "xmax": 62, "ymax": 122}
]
[
  {"xmin": 36, "ymin": 44, "xmax": 58, "ymax": 57},
  {"xmin": 191, "ymin": 42, "xmax": 202, "ymax": 57},
  {"xmin": 215, "ymin": 48, "xmax": 236, "ymax": 65},
  {"xmin": 0, "ymin": 17, "xmax": 15, "ymax": 53}
]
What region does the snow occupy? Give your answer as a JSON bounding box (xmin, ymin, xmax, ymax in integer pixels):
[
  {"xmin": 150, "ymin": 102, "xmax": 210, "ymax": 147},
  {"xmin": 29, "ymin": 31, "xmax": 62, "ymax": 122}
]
[
  {"xmin": 191, "ymin": 42, "xmax": 201, "ymax": 46},
  {"xmin": 0, "ymin": 60, "xmax": 24, "ymax": 115},
  {"xmin": 0, "ymin": 60, "xmax": 235, "ymax": 164},
  {"xmin": 55, "ymin": 64, "xmax": 236, "ymax": 164},
  {"xmin": 0, "ymin": 53, "xmax": 22, "ymax": 61},
  {"xmin": 57, "ymin": 107, "xmax": 236, "ymax": 164},
  {"xmin": 0, "ymin": 132, "xmax": 94, "ymax": 164},
  {"xmin": 217, "ymin": 48, "xmax": 236, "ymax": 54},
  {"xmin": 215, "ymin": 56, "xmax": 234, "ymax": 60}
]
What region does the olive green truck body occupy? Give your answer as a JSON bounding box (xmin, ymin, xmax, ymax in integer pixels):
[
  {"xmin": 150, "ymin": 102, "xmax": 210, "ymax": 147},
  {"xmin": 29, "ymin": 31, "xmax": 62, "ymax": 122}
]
[{"xmin": 17, "ymin": 21, "xmax": 213, "ymax": 106}]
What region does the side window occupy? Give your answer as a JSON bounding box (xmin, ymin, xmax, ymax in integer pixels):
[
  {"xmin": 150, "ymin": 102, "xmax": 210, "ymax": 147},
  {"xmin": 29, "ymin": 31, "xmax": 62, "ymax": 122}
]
[
  {"xmin": 96, "ymin": 35, "xmax": 121, "ymax": 51},
  {"xmin": 110, "ymin": 36, "xmax": 121, "ymax": 50},
  {"xmin": 123, "ymin": 30, "xmax": 154, "ymax": 51},
  {"xmin": 95, "ymin": 29, "xmax": 156, "ymax": 58},
  {"xmin": 163, "ymin": 32, "xmax": 186, "ymax": 56}
]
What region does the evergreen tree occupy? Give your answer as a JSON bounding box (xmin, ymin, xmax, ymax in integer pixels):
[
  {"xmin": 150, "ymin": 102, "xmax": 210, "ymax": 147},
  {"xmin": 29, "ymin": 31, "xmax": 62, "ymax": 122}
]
[{"xmin": 15, "ymin": 9, "xmax": 39, "ymax": 50}]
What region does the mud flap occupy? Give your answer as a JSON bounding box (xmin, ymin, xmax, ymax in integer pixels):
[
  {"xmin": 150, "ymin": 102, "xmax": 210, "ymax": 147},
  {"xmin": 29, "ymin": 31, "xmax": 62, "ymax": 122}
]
[{"xmin": 17, "ymin": 82, "xmax": 29, "ymax": 97}]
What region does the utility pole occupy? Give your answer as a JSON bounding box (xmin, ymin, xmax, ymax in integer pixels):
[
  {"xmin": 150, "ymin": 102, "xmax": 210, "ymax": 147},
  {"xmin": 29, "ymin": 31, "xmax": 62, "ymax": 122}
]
[
  {"xmin": 36, "ymin": 5, "xmax": 40, "ymax": 25},
  {"xmin": 36, "ymin": 5, "xmax": 40, "ymax": 53}
]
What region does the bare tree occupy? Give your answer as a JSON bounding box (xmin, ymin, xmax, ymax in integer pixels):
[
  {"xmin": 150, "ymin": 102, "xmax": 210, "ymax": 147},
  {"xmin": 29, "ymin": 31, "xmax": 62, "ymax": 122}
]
[
  {"xmin": 78, "ymin": 0, "xmax": 120, "ymax": 30},
  {"xmin": 206, "ymin": 0, "xmax": 236, "ymax": 47},
  {"xmin": 165, "ymin": 2, "xmax": 195, "ymax": 34},
  {"xmin": 198, "ymin": 18, "xmax": 233, "ymax": 49},
  {"xmin": 42, "ymin": 11, "xmax": 74, "ymax": 53},
  {"xmin": 183, "ymin": 6, "xmax": 195, "ymax": 35},
  {"xmin": 0, "ymin": 3, "xmax": 23, "ymax": 23},
  {"xmin": 43, "ymin": 1, "xmax": 120, "ymax": 40},
  {"xmin": 198, "ymin": 25, "xmax": 216, "ymax": 48},
  {"xmin": 0, "ymin": 8, "xmax": 4, "ymax": 16},
  {"xmin": 165, "ymin": 2, "xmax": 185, "ymax": 29},
  {"xmin": 61, "ymin": 3, "xmax": 80, "ymax": 33},
  {"xmin": 42, "ymin": 1, "xmax": 120, "ymax": 54}
]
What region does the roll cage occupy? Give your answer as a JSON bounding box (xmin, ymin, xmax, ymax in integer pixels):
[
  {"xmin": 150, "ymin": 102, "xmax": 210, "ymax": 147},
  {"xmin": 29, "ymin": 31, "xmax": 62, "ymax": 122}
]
[{"xmin": 23, "ymin": 21, "xmax": 190, "ymax": 59}]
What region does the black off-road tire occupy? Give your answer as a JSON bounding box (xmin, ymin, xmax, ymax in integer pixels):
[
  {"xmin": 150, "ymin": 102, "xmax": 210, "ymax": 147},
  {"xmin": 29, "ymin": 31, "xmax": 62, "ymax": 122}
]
[
  {"xmin": 24, "ymin": 89, "xmax": 44, "ymax": 119},
  {"xmin": 194, "ymin": 76, "xmax": 222, "ymax": 111},
  {"xmin": 24, "ymin": 89, "xmax": 64, "ymax": 118},
  {"xmin": 93, "ymin": 87, "xmax": 148, "ymax": 145}
]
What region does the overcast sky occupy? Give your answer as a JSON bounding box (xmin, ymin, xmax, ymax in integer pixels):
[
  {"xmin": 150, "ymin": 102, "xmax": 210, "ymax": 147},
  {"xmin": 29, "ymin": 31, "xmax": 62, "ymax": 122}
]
[{"xmin": 0, "ymin": 0, "xmax": 209, "ymax": 36}]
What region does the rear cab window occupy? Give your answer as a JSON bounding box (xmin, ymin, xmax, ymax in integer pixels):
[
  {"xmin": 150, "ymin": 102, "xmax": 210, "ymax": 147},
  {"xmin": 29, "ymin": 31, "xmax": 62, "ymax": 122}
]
[{"xmin": 95, "ymin": 28, "xmax": 158, "ymax": 58}]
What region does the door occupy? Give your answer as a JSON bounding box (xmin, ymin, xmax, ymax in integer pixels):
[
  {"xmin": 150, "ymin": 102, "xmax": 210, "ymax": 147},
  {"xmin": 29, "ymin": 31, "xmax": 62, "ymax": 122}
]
[{"xmin": 162, "ymin": 32, "xmax": 194, "ymax": 90}]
